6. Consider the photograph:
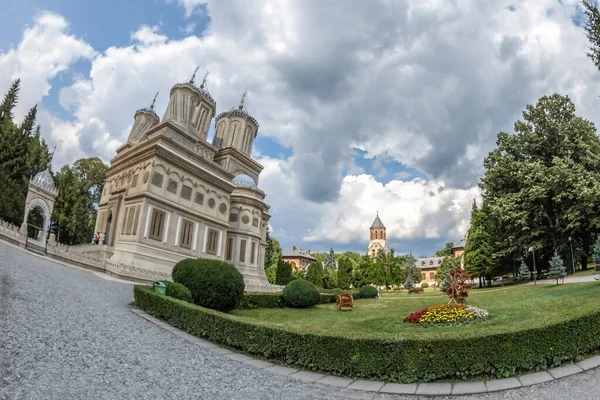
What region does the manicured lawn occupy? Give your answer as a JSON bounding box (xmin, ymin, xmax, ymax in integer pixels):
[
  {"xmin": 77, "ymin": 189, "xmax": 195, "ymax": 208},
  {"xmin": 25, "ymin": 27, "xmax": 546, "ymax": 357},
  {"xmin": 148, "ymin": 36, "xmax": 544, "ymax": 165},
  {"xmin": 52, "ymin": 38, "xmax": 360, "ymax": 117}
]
[{"xmin": 232, "ymin": 282, "xmax": 600, "ymax": 340}]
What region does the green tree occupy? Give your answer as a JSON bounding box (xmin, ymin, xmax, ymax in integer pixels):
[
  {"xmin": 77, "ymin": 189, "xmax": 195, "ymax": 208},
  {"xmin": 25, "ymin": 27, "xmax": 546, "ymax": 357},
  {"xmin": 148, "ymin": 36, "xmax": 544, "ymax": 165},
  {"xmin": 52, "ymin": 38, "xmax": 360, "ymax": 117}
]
[
  {"xmin": 264, "ymin": 230, "xmax": 282, "ymax": 270},
  {"xmin": 0, "ymin": 81, "xmax": 50, "ymax": 226},
  {"xmin": 336, "ymin": 255, "xmax": 354, "ymax": 289},
  {"xmin": 593, "ymin": 234, "xmax": 600, "ymax": 271},
  {"xmin": 434, "ymin": 242, "xmax": 454, "ymax": 257},
  {"xmin": 548, "ymin": 251, "xmax": 567, "ymax": 285},
  {"xmin": 464, "ymin": 200, "xmax": 493, "ymax": 286},
  {"xmin": 324, "ymin": 247, "xmax": 337, "ymax": 269},
  {"xmin": 403, "ymin": 263, "xmax": 422, "ymax": 285},
  {"xmin": 436, "ymin": 256, "xmax": 461, "ymax": 287},
  {"xmin": 583, "ymin": 0, "xmax": 600, "ymax": 73},
  {"xmin": 518, "ymin": 261, "xmax": 531, "ymax": 281},
  {"xmin": 51, "ymin": 157, "xmax": 108, "ymax": 244},
  {"xmin": 480, "ymin": 94, "xmax": 600, "ymax": 274},
  {"xmin": 0, "ymin": 78, "xmax": 20, "ymax": 122},
  {"xmin": 306, "ymin": 261, "xmax": 324, "ymax": 287},
  {"xmin": 404, "ymin": 277, "xmax": 414, "ymax": 289},
  {"xmin": 275, "ymin": 258, "xmax": 292, "ymax": 285},
  {"xmin": 311, "ymin": 252, "xmax": 327, "ymax": 263}
]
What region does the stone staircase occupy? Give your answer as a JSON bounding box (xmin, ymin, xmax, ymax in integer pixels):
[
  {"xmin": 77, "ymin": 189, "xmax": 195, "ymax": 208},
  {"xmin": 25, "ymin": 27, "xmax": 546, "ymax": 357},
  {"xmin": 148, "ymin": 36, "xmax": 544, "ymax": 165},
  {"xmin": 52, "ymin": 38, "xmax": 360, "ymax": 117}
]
[{"xmin": 25, "ymin": 238, "xmax": 46, "ymax": 256}]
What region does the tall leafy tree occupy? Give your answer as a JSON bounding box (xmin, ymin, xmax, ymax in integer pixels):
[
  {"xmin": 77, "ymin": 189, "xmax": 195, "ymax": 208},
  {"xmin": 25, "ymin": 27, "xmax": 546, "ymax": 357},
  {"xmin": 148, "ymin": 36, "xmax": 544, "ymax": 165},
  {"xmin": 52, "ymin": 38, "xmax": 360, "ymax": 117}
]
[
  {"xmin": 264, "ymin": 230, "xmax": 282, "ymax": 270},
  {"xmin": 336, "ymin": 255, "xmax": 354, "ymax": 289},
  {"xmin": 464, "ymin": 200, "xmax": 493, "ymax": 286},
  {"xmin": 0, "ymin": 79, "xmax": 20, "ymax": 122},
  {"xmin": 51, "ymin": 157, "xmax": 108, "ymax": 244},
  {"xmin": 434, "ymin": 242, "xmax": 454, "ymax": 257},
  {"xmin": 0, "ymin": 81, "xmax": 50, "ymax": 226},
  {"xmin": 306, "ymin": 261, "xmax": 324, "ymax": 287},
  {"xmin": 275, "ymin": 258, "xmax": 292, "ymax": 285},
  {"xmin": 583, "ymin": 0, "xmax": 600, "ymax": 73},
  {"xmin": 480, "ymin": 94, "xmax": 600, "ymax": 273}
]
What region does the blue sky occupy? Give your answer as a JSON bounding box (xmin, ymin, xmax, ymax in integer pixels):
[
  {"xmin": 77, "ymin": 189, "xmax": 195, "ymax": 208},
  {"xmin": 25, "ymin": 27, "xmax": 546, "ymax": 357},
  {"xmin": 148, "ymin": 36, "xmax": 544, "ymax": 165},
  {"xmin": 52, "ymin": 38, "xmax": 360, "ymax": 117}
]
[{"xmin": 1, "ymin": 0, "xmax": 598, "ymax": 258}]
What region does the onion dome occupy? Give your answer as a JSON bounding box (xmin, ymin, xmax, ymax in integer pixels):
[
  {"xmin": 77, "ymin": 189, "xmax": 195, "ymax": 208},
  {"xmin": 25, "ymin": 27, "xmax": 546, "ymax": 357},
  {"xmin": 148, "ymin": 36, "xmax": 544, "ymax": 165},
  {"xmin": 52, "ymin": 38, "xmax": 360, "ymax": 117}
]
[
  {"xmin": 170, "ymin": 67, "xmax": 216, "ymax": 108},
  {"xmin": 215, "ymin": 91, "xmax": 259, "ymax": 132},
  {"xmin": 32, "ymin": 169, "xmax": 56, "ymax": 192},
  {"xmin": 232, "ymin": 173, "xmax": 257, "ymax": 187},
  {"xmin": 135, "ymin": 91, "xmax": 159, "ymax": 119}
]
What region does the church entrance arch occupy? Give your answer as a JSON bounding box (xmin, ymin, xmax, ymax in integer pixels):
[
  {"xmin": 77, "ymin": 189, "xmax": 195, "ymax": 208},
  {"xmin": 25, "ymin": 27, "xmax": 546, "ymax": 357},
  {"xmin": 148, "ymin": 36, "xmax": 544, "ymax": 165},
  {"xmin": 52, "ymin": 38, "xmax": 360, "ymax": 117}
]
[{"xmin": 26, "ymin": 205, "xmax": 46, "ymax": 240}]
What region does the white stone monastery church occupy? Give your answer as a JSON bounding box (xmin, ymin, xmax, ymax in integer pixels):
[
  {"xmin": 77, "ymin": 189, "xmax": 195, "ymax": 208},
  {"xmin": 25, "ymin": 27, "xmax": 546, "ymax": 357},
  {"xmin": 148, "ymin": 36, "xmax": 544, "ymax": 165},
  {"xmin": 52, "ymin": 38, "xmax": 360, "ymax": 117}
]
[{"xmin": 93, "ymin": 69, "xmax": 272, "ymax": 287}]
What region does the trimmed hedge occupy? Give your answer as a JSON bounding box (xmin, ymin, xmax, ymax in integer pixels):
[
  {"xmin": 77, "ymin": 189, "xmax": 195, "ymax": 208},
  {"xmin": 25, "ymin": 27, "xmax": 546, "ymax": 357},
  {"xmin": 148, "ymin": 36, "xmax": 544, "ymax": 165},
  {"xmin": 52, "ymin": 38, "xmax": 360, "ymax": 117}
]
[
  {"xmin": 172, "ymin": 258, "xmax": 244, "ymax": 312},
  {"xmin": 282, "ymin": 280, "xmax": 321, "ymax": 308},
  {"xmin": 238, "ymin": 290, "xmax": 362, "ymax": 309},
  {"xmin": 164, "ymin": 281, "xmax": 192, "ymax": 303},
  {"xmin": 134, "ymin": 285, "xmax": 600, "ymax": 383},
  {"xmin": 359, "ymin": 285, "xmax": 378, "ymax": 299},
  {"xmin": 238, "ymin": 292, "xmax": 284, "ymax": 309}
]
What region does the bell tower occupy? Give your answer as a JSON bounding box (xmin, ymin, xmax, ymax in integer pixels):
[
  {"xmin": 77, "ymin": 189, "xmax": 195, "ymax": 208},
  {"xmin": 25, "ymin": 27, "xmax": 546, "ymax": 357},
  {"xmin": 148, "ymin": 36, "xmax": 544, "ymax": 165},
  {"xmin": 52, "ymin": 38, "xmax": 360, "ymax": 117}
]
[{"xmin": 368, "ymin": 212, "xmax": 387, "ymax": 257}]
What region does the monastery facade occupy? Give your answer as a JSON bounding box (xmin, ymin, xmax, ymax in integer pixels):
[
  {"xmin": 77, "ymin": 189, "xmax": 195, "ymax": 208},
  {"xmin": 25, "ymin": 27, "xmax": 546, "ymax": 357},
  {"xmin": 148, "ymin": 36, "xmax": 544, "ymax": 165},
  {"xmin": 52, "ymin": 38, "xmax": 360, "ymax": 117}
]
[{"xmin": 93, "ymin": 70, "xmax": 271, "ymax": 287}]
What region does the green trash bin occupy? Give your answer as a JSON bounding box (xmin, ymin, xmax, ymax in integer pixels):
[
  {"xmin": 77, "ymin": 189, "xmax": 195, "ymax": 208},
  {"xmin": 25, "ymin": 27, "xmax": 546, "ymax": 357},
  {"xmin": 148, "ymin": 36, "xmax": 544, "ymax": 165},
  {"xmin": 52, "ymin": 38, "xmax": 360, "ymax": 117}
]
[{"xmin": 154, "ymin": 281, "xmax": 167, "ymax": 295}]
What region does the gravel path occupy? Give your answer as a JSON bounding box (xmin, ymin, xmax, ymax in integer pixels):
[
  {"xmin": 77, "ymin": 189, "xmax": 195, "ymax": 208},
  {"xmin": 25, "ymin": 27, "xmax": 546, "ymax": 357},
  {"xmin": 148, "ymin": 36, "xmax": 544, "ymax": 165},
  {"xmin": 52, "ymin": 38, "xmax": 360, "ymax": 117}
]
[{"xmin": 1, "ymin": 240, "xmax": 599, "ymax": 400}]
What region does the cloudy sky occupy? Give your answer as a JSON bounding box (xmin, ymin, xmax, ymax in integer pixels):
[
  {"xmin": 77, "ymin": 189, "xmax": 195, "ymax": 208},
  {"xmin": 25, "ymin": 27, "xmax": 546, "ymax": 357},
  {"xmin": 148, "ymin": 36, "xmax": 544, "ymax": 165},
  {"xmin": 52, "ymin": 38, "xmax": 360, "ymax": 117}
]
[{"xmin": 2, "ymin": 0, "xmax": 600, "ymax": 257}]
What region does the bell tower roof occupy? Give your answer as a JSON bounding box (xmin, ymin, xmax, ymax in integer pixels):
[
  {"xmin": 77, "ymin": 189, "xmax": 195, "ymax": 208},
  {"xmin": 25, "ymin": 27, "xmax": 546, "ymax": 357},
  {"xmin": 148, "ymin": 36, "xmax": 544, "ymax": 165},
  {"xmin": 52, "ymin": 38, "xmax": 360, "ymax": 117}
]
[{"xmin": 370, "ymin": 212, "xmax": 385, "ymax": 229}]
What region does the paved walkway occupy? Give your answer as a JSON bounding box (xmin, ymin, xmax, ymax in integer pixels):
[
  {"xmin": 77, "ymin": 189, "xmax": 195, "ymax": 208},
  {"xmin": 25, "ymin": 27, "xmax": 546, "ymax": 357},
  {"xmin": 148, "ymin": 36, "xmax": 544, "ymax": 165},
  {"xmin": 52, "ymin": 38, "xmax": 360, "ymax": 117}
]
[{"xmin": 1, "ymin": 240, "xmax": 599, "ymax": 399}]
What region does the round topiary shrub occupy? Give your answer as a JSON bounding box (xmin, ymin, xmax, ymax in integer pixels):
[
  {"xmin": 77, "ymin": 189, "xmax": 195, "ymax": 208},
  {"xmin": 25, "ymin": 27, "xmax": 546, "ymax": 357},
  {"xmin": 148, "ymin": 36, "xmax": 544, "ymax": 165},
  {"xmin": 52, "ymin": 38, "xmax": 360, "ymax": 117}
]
[
  {"xmin": 282, "ymin": 279, "xmax": 320, "ymax": 308},
  {"xmin": 359, "ymin": 285, "xmax": 378, "ymax": 299},
  {"xmin": 421, "ymin": 282, "xmax": 429, "ymax": 289},
  {"xmin": 171, "ymin": 258, "xmax": 245, "ymax": 312},
  {"xmin": 164, "ymin": 281, "xmax": 192, "ymax": 303}
]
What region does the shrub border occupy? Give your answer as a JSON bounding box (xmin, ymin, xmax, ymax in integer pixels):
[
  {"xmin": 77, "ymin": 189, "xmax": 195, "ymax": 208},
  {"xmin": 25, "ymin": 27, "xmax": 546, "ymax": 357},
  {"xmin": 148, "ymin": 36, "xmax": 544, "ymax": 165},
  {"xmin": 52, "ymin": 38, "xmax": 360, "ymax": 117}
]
[{"xmin": 134, "ymin": 285, "xmax": 600, "ymax": 384}]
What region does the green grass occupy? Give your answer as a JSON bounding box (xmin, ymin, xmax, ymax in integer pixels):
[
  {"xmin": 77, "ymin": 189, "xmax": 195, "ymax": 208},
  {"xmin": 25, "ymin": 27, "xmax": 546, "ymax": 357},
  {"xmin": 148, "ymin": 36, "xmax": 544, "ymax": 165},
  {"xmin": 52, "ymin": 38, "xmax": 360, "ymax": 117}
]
[{"xmin": 232, "ymin": 282, "xmax": 600, "ymax": 340}]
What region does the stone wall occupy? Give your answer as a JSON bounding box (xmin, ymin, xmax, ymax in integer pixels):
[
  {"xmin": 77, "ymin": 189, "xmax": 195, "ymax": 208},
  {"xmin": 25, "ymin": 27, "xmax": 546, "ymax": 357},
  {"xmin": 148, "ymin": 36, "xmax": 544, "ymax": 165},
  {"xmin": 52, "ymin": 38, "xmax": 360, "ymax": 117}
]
[{"xmin": 0, "ymin": 218, "xmax": 281, "ymax": 291}]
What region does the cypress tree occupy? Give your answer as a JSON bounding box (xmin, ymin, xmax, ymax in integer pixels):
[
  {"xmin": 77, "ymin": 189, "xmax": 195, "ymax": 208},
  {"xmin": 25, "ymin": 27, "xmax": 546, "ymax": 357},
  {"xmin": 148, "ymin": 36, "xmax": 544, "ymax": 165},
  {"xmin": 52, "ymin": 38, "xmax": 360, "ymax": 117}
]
[
  {"xmin": 275, "ymin": 258, "xmax": 292, "ymax": 286},
  {"xmin": 0, "ymin": 78, "xmax": 20, "ymax": 122}
]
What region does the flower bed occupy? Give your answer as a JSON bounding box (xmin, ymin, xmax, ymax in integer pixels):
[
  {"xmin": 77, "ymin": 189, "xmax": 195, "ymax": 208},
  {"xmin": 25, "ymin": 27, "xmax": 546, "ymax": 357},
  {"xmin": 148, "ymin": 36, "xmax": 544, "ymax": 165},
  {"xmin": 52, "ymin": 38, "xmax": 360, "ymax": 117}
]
[{"xmin": 404, "ymin": 304, "xmax": 489, "ymax": 325}]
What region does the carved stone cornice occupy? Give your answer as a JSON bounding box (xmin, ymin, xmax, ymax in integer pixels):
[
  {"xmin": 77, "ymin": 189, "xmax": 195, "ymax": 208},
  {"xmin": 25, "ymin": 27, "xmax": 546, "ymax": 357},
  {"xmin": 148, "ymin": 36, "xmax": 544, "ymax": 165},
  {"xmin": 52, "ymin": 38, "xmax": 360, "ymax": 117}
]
[
  {"xmin": 155, "ymin": 145, "xmax": 236, "ymax": 194},
  {"xmin": 127, "ymin": 192, "xmax": 231, "ymax": 229},
  {"xmin": 230, "ymin": 195, "xmax": 270, "ymax": 212},
  {"xmin": 213, "ymin": 146, "xmax": 264, "ymax": 174}
]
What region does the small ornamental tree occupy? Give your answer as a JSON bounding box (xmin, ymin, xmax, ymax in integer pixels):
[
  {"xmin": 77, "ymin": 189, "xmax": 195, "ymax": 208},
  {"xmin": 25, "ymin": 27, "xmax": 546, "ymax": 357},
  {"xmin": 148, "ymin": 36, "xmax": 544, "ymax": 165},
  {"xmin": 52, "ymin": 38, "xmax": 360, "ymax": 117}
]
[
  {"xmin": 548, "ymin": 251, "xmax": 567, "ymax": 285},
  {"xmin": 404, "ymin": 277, "xmax": 414, "ymax": 290},
  {"xmin": 445, "ymin": 268, "xmax": 472, "ymax": 304},
  {"xmin": 593, "ymin": 234, "xmax": 600, "ymax": 271},
  {"xmin": 275, "ymin": 258, "xmax": 292, "ymax": 285},
  {"xmin": 518, "ymin": 261, "xmax": 531, "ymax": 281}
]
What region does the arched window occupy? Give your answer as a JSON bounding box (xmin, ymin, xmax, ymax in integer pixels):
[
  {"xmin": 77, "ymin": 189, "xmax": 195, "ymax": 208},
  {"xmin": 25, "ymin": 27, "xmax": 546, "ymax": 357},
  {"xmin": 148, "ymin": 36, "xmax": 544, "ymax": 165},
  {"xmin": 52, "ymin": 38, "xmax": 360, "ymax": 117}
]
[
  {"xmin": 429, "ymin": 272, "xmax": 435, "ymax": 280},
  {"xmin": 421, "ymin": 273, "xmax": 426, "ymax": 281},
  {"xmin": 290, "ymin": 261, "xmax": 297, "ymax": 270}
]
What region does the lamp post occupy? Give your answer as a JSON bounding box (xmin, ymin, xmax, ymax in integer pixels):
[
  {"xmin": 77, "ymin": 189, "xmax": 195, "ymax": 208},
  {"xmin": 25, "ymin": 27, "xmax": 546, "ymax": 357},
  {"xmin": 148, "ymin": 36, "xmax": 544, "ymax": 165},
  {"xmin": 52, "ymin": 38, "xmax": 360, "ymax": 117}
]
[
  {"xmin": 569, "ymin": 236, "xmax": 575, "ymax": 276},
  {"xmin": 529, "ymin": 246, "xmax": 536, "ymax": 285}
]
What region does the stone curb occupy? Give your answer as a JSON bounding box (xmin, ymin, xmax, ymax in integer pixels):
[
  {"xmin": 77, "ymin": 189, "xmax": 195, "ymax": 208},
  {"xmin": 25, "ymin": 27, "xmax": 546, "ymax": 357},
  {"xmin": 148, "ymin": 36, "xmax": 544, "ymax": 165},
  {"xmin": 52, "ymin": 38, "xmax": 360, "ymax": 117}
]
[{"xmin": 130, "ymin": 308, "xmax": 598, "ymax": 397}]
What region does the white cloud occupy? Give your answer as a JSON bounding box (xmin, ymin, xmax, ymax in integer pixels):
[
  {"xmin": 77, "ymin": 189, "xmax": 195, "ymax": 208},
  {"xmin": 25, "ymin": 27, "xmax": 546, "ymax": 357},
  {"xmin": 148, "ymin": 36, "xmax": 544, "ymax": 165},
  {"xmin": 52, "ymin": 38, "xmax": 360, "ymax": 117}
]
[
  {"xmin": 5, "ymin": 0, "xmax": 600, "ymax": 252},
  {"xmin": 131, "ymin": 25, "xmax": 168, "ymax": 46},
  {"xmin": 0, "ymin": 11, "xmax": 95, "ymax": 120}
]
